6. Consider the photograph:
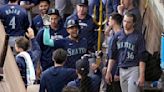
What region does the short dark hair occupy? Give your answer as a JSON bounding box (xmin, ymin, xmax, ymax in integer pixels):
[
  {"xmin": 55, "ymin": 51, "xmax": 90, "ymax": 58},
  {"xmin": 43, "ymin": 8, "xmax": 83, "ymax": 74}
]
[
  {"xmin": 124, "ymin": 12, "xmax": 137, "ymax": 23},
  {"xmin": 62, "ymin": 86, "xmax": 80, "ymax": 92},
  {"xmin": 39, "ymin": 0, "xmax": 50, "ymax": 4},
  {"xmin": 52, "ymin": 49, "xmax": 67, "ymax": 64},
  {"xmin": 110, "ymin": 12, "xmax": 123, "ymax": 25},
  {"xmin": 15, "ymin": 37, "xmax": 29, "ymax": 51}
]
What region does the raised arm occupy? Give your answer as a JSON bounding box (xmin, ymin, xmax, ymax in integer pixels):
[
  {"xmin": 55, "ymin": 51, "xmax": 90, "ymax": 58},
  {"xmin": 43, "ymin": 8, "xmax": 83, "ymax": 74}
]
[{"xmin": 43, "ymin": 27, "xmax": 54, "ymax": 47}]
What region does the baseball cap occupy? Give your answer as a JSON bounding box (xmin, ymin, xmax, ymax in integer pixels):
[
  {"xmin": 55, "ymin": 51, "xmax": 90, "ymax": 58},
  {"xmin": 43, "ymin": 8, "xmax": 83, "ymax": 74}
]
[
  {"xmin": 76, "ymin": 56, "xmax": 89, "ymax": 74},
  {"xmin": 48, "ymin": 8, "xmax": 60, "ymax": 16},
  {"xmin": 77, "ymin": 0, "xmax": 88, "ymax": 6},
  {"xmin": 66, "ymin": 19, "xmax": 78, "ymax": 28}
]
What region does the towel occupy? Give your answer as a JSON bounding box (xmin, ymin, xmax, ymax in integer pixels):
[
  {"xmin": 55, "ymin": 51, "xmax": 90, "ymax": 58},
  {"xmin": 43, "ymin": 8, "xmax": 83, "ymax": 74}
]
[{"xmin": 17, "ymin": 51, "xmax": 36, "ymax": 85}]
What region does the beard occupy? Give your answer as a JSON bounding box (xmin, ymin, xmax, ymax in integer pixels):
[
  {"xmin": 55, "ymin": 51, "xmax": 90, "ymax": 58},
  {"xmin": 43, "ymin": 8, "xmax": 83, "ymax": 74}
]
[{"xmin": 72, "ymin": 35, "xmax": 79, "ymax": 39}]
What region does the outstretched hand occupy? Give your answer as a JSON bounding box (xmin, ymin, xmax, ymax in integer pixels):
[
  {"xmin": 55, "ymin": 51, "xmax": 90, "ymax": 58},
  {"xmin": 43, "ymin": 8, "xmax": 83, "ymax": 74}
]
[{"xmin": 26, "ymin": 27, "xmax": 35, "ymax": 39}]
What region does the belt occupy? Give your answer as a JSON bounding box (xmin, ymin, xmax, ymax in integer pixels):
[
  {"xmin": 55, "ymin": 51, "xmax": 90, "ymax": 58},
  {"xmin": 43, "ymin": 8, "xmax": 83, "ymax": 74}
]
[{"xmin": 121, "ymin": 67, "xmax": 129, "ymax": 69}]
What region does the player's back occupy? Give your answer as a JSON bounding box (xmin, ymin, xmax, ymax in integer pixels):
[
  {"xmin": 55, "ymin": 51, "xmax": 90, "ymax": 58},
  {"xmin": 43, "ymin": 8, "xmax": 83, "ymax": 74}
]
[{"xmin": 0, "ymin": 4, "xmax": 29, "ymax": 36}]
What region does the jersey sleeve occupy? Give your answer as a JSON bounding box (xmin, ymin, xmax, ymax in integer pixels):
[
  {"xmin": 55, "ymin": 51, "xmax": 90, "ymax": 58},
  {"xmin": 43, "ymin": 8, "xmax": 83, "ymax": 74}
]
[
  {"xmin": 43, "ymin": 27, "xmax": 55, "ymax": 47},
  {"xmin": 109, "ymin": 35, "xmax": 118, "ymax": 60},
  {"xmin": 29, "ymin": 38, "xmax": 41, "ymax": 68},
  {"xmin": 137, "ymin": 34, "xmax": 146, "ymax": 62},
  {"xmin": 43, "ymin": 27, "xmax": 65, "ymax": 48},
  {"xmin": 23, "ymin": 10, "xmax": 30, "ymax": 30}
]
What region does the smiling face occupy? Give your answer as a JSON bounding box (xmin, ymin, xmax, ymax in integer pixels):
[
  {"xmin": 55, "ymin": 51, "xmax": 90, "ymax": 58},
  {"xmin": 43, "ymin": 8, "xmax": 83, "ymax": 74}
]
[
  {"xmin": 50, "ymin": 14, "xmax": 59, "ymax": 28},
  {"xmin": 39, "ymin": 1, "xmax": 50, "ymax": 15},
  {"xmin": 67, "ymin": 26, "xmax": 79, "ymax": 39}
]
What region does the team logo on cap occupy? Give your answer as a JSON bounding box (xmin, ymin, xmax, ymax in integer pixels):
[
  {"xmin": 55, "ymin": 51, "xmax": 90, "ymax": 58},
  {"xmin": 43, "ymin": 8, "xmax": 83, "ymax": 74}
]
[
  {"xmin": 51, "ymin": 9, "xmax": 55, "ymax": 13},
  {"xmin": 68, "ymin": 19, "xmax": 75, "ymax": 25},
  {"xmin": 81, "ymin": 0, "xmax": 85, "ymax": 3}
]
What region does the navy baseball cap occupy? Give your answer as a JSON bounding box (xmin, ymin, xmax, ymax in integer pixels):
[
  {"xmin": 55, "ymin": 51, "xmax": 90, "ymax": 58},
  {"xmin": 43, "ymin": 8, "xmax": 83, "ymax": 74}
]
[
  {"xmin": 77, "ymin": 0, "xmax": 88, "ymax": 6},
  {"xmin": 76, "ymin": 56, "xmax": 89, "ymax": 73},
  {"xmin": 66, "ymin": 19, "xmax": 78, "ymax": 28},
  {"xmin": 48, "ymin": 8, "xmax": 60, "ymax": 16}
]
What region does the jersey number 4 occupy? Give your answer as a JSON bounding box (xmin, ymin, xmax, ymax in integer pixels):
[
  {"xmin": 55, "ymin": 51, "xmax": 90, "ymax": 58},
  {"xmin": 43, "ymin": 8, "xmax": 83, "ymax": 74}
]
[{"xmin": 9, "ymin": 16, "xmax": 16, "ymax": 29}]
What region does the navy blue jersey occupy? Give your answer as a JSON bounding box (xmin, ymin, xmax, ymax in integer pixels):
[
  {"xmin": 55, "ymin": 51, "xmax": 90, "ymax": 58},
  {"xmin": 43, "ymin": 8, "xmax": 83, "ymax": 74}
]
[
  {"xmin": 53, "ymin": 37, "xmax": 88, "ymax": 68},
  {"xmin": 36, "ymin": 27, "xmax": 68, "ymax": 71},
  {"xmin": 110, "ymin": 30, "xmax": 146, "ymax": 68},
  {"xmin": 39, "ymin": 66, "xmax": 77, "ymax": 92},
  {"xmin": 65, "ymin": 14, "xmax": 97, "ymax": 52},
  {"xmin": 0, "ymin": 4, "xmax": 29, "ymax": 36},
  {"xmin": 32, "ymin": 15, "xmax": 44, "ymax": 32},
  {"xmin": 16, "ymin": 38, "xmax": 41, "ymax": 86},
  {"xmin": 107, "ymin": 30, "xmax": 122, "ymax": 76}
]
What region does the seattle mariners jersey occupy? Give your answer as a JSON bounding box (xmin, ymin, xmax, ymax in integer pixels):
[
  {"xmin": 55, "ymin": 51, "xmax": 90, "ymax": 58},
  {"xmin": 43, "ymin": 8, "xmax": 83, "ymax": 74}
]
[
  {"xmin": 53, "ymin": 37, "xmax": 88, "ymax": 68},
  {"xmin": 0, "ymin": 4, "xmax": 29, "ymax": 36},
  {"xmin": 32, "ymin": 15, "xmax": 44, "ymax": 32},
  {"xmin": 36, "ymin": 27, "xmax": 68, "ymax": 71},
  {"xmin": 65, "ymin": 14, "xmax": 98, "ymax": 52},
  {"xmin": 110, "ymin": 30, "xmax": 146, "ymax": 68},
  {"xmin": 107, "ymin": 29, "xmax": 122, "ymax": 76}
]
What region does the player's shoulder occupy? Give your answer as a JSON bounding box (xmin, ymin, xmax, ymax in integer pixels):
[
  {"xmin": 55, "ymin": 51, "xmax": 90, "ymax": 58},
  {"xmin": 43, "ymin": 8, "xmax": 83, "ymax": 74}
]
[
  {"xmin": 63, "ymin": 67, "xmax": 76, "ymax": 74},
  {"xmin": 66, "ymin": 13, "xmax": 78, "ymax": 20},
  {"xmin": 11, "ymin": 4, "xmax": 27, "ymax": 14},
  {"xmin": 115, "ymin": 30, "xmax": 123, "ymax": 37},
  {"xmin": 0, "ymin": 4, "xmax": 6, "ymax": 9},
  {"xmin": 38, "ymin": 28, "xmax": 44, "ymax": 34},
  {"xmin": 42, "ymin": 66, "xmax": 54, "ymax": 75},
  {"xmin": 0, "ymin": 4, "xmax": 9, "ymax": 12},
  {"xmin": 33, "ymin": 15, "xmax": 41, "ymax": 20}
]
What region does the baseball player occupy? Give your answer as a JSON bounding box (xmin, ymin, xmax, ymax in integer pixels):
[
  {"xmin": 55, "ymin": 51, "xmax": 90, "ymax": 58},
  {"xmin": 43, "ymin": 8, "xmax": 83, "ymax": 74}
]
[
  {"xmin": 43, "ymin": 19, "xmax": 89, "ymax": 69},
  {"xmin": 105, "ymin": 12, "xmax": 146, "ymax": 92},
  {"xmin": 36, "ymin": 8, "xmax": 68, "ymax": 71},
  {"xmin": 0, "ymin": 0, "xmax": 29, "ymax": 49},
  {"xmin": 32, "ymin": 0, "xmax": 50, "ymax": 34},
  {"xmin": 39, "ymin": 48, "xmax": 77, "ymax": 92},
  {"xmin": 103, "ymin": 13, "xmax": 123, "ymax": 92},
  {"xmin": 65, "ymin": 0, "xmax": 98, "ymax": 52},
  {"xmin": 117, "ymin": 0, "xmax": 142, "ymax": 33}
]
